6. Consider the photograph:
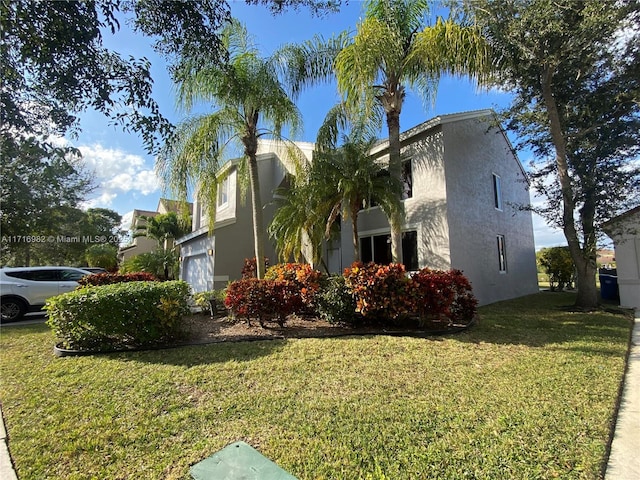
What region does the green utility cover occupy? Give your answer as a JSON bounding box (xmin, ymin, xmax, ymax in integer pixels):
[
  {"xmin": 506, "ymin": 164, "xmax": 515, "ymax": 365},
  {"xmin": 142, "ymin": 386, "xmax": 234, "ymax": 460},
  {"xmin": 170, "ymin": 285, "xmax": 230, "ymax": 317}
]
[{"xmin": 190, "ymin": 441, "xmax": 299, "ymax": 480}]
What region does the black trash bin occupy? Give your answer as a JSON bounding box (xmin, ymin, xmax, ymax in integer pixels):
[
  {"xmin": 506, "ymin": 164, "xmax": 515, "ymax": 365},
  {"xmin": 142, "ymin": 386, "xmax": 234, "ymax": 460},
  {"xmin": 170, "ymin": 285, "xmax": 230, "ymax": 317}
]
[{"xmin": 599, "ymin": 274, "xmax": 619, "ymax": 301}]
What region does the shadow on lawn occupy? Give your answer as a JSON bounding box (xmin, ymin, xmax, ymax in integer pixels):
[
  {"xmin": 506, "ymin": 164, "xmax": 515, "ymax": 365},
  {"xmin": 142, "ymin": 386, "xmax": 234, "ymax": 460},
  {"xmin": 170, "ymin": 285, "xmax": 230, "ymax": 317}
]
[
  {"xmin": 455, "ymin": 292, "xmax": 633, "ymax": 355},
  {"xmin": 108, "ymin": 338, "xmax": 289, "ymax": 367}
]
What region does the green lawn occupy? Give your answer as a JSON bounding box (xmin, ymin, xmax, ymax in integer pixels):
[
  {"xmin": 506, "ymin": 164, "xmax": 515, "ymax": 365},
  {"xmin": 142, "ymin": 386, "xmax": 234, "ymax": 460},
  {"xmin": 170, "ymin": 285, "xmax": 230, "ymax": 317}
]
[{"xmin": 0, "ymin": 292, "xmax": 632, "ymax": 479}]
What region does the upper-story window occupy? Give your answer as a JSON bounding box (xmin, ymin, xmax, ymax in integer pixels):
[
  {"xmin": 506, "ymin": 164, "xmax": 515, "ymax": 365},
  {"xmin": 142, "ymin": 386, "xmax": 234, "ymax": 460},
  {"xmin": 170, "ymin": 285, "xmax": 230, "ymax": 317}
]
[
  {"xmin": 493, "ymin": 173, "xmax": 503, "ymax": 210},
  {"xmin": 217, "ymin": 176, "xmax": 230, "ymax": 208},
  {"xmin": 402, "ymin": 159, "xmax": 413, "ymax": 200}
]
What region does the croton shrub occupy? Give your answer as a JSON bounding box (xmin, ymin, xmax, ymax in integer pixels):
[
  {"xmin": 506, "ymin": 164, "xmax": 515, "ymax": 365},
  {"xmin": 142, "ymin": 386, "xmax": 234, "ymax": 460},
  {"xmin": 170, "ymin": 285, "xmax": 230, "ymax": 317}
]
[
  {"xmin": 46, "ymin": 280, "xmax": 191, "ymax": 351},
  {"xmin": 343, "ymin": 262, "xmax": 477, "ymax": 326},
  {"xmin": 224, "ymin": 261, "xmax": 477, "ymax": 328},
  {"xmin": 343, "ymin": 262, "xmax": 411, "ymax": 321},
  {"xmin": 224, "ymin": 278, "xmax": 303, "ymax": 327},
  {"xmin": 409, "ymin": 268, "xmax": 478, "ymax": 325},
  {"xmin": 264, "ymin": 263, "xmax": 323, "ymax": 312}
]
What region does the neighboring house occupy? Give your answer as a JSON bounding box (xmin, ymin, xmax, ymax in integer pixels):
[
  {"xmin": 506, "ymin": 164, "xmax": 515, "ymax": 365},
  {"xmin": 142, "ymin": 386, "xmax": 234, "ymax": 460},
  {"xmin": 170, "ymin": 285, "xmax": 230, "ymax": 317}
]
[
  {"xmin": 603, "ymin": 206, "xmax": 640, "ymax": 309},
  {"xmin": 178, "ymin": 109, "xmax": 539, "ymax": 305},
  {"xmin": 118, "ymin": 198, "xmax": 192, "ymax": 262}
]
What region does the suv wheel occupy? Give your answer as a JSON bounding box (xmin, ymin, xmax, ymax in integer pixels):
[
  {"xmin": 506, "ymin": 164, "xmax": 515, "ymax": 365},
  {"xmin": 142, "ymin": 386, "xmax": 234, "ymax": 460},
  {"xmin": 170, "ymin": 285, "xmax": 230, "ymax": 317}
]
[{"xmin": 1, "ymin": 298, "xmax": 26, "ymax": 322}]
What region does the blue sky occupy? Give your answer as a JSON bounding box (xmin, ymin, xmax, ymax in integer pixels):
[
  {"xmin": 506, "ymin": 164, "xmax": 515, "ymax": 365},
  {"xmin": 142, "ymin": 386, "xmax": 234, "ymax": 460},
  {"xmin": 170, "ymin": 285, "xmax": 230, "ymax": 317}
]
[{"xmin": 66, "ymin": 1, "xmax": 566, "ymax": 248}]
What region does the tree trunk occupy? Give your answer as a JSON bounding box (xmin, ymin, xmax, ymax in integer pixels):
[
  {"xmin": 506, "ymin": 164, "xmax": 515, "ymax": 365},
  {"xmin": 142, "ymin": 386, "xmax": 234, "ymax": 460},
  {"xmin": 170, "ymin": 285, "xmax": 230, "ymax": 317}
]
[
  {"xmin": 351, "ymin": 206, "xmax": 360, "ymax": 260},
  {"xmin": 248, "ymin": 154, "xmax": 266, "ymax": 279},
  {"xmin": 541, "ymin": 67, "xmax": 599, "ymax": 310},
  {"xmin": 386, "ymin": 107, "xmax": 403, "ymax": 264}
]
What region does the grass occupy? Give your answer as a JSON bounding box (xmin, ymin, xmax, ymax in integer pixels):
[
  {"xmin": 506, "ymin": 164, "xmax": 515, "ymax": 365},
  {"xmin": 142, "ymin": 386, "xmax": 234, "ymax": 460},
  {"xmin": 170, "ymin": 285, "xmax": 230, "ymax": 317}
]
[{"xmin": 0, "ymin": 292, "xmax": 632, "ymax": 479}]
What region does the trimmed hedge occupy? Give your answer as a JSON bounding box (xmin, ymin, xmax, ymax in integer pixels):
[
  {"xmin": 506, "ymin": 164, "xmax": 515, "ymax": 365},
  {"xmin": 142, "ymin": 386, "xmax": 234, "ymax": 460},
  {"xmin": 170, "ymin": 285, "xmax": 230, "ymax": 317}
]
[
  {"xmin": 46, "ymin": 281, "xmax": 191, "ymax": 351},
  {"xmin": 77, "ymin": 271, "xmax": 157, "ymax": 287}
]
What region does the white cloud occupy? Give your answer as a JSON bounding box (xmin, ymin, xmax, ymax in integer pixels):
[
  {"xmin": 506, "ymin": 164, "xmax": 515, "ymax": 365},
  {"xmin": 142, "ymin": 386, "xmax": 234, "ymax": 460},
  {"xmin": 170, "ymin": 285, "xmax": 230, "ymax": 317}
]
[{"xmin": 76, "ymin": 143, "xmax": 161, "ymax": 209}]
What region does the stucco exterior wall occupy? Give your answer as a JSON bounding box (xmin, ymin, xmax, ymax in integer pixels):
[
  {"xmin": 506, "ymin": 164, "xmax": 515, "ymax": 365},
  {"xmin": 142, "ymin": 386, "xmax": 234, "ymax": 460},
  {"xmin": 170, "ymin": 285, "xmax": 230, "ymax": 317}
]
[
  {"xmin": 442, "ymin": 116, "xmax": 538, "ymax": 305},
  {"xmin": 604, "ymin": 210, "xmax": 640, "ymax": 309},
  {"xmin": 179, "ymin": 148, "xmax": 298, "ymax": 290}
]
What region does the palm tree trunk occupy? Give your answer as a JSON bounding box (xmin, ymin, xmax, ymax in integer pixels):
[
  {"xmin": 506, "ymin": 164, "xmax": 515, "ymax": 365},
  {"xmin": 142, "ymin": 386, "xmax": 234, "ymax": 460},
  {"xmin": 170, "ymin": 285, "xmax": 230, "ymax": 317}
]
[
  {"xmin": 248, "ymin": 154, "xmax": 266, "ymax": 279},
  {"xmin": 351, "ymin": 206, "xmax": 360, "ymax": 260},
  {"xmin": 386, "ymin": 108, "xmax": 403, "ymax": 265}
]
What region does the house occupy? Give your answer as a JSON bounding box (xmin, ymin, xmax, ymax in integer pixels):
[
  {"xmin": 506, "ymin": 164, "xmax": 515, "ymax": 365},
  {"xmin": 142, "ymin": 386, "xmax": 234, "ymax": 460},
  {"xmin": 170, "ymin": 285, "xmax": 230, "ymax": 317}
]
[
  {"xmin": 177, "ymin": 140, "xmax": 315, "ymax": 292},
  {"xmin": 177, "ymin": 109, "xmax": 539, "ymax": 305},
  {"xmin": 118, "ymin": 198, "xmax": 191, "ymax": 262},
  {"xmin": 602, "ymin": 206, "xmax": 640, "ymax": 309}
]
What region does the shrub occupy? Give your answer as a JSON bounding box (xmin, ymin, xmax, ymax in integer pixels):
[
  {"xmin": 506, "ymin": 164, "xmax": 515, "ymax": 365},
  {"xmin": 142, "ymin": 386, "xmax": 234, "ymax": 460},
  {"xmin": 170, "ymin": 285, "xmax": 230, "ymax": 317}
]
[
  {"xmin": 46, "ymin": 280, "xmax": 191, "ymax": 351},
  {"xmin": 265, "ymin": 263, "xmax": 323, "ymax": 312},
  {"xmin": 410, "ymin": 269, "xmax": 478, "ymax": 325},
  {"xmin": 224, "ymin": 278, "xmax": 302, "ymax": 327},
  {"xmin": 193, "ymin": 290, "xmax": 226, "ymax": 316},
  {"xmin": 315, "ymin": 275, "xmax": 360, "ymax": 325},
  {"xmin": 120, "ymin": 250, "xmax": 179, "ymax": 280},
  {"xmin": 343, "ymin": 262, "xmax": 412, "ymax": 322},
  {"xmin": 241, "ymin": 257, "xmax": 270, "ymax": 279},
  {"xmin": 77, "ymin": 271, "xmax": 157, "ymax": 287}
]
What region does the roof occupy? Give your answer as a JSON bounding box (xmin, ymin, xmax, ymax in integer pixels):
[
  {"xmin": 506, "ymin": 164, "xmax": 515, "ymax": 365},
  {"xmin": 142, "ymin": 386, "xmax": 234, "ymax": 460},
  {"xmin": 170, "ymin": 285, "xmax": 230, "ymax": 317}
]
[
  {"xmin": 368, "ymin": 109, "xmax": 529, "ymax": 182},
  {"xmin": 602, "ymin": 206, "xmax": 640, "ymax": 232}
]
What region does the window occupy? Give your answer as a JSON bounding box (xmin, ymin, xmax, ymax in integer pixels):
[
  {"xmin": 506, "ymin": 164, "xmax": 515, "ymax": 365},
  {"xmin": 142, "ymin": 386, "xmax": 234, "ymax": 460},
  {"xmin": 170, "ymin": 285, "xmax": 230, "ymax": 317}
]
[
  {"xmin": 493, "ymin": 173, "xmax": 502, "ymax": 210},
  {"xmin": 360, "ymin": 230, "xmax": 418, "ymax": 270},
  {"xmin": 217, "ymin": 176, "xmax": 229, "ymax": 208},
  {"xmin": 497, "ymin": 235, "xmax": 507, "ymax": 273},
  {"xmin": 402, "ymin": 159, "xmax": 413, "ymax": 199},
  {"xmin": 402, "ymin": 231, "xmax": 418, "ymax": 271}
]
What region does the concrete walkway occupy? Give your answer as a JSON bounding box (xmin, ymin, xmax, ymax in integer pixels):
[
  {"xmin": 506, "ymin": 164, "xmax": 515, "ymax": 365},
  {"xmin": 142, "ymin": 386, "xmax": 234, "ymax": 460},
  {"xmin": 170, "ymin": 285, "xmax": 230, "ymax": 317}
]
[
  {"xmin": 0, "ymin": 404, "xmax": 17, "ymax": 480},
  {"xmin": 605, "ymin": 309, "xmax": 640, "ymax": 479},
  {"xmin": 1, "ymin": 311, "xmax": 639, "ymax": 479}
]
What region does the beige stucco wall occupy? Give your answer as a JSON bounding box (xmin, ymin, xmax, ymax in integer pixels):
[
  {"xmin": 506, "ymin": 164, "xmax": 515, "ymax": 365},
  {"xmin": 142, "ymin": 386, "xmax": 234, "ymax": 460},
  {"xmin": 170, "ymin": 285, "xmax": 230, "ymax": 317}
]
[
  {"xmin": 442, "ymin": 115, "xmax": 539, "ymax": 305},
  {"xmin": 351, "ymin": 112, "xmax": 538, "ymax": 305}
]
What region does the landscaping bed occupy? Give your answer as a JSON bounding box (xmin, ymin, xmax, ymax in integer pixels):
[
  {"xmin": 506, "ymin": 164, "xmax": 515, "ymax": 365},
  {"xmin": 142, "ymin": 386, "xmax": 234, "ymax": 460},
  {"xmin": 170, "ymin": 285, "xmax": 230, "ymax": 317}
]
[{"xmin": 181, "ymin": 312, "xmax": 474, "ymax": 345}]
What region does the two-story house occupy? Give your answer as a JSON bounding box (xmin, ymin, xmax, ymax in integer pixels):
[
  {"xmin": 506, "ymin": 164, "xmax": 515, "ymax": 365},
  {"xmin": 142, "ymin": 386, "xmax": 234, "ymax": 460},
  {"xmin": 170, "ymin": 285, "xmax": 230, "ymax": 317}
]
[
  {"xmin": 177, "ymin": 109, "xmax": 539, "ymax": 305},
  {"xmin": 118, "ymin": 198, "xmax": 192, "ymax": 262}
]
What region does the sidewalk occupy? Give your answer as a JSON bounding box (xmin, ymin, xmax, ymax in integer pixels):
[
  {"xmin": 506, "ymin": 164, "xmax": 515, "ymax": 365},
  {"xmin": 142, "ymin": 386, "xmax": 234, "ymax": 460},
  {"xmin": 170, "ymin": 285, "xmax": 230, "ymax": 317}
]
[
  {"xmin": 0, "ymin": 404, "xmax": 18, "ymax": 480},
  {"xmin": 605, "ymin": 309, "xmax": 640, "ymax": 479}
]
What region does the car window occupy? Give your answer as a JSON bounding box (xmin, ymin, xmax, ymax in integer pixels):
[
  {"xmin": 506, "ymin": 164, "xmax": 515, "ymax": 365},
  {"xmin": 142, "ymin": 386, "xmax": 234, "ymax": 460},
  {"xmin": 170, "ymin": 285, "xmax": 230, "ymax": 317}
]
[
  {"xmin": 29, "ymin": 270, "xmax": 60, "ymax": 281},
  {"xmin": 60, "ymin": 270, "xmax": 87, "ymax": 281},
  {"xmin": 4, "ymin": 271, "xmax": 36, "ymax": 280}
]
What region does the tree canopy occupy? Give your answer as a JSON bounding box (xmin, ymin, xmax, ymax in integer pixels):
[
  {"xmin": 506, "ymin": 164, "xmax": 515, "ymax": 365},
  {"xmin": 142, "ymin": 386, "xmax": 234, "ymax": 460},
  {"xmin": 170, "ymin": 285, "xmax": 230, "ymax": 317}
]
[{"xmin": 467, "ymin": 0, "xmax": 640, "ymax": 309}]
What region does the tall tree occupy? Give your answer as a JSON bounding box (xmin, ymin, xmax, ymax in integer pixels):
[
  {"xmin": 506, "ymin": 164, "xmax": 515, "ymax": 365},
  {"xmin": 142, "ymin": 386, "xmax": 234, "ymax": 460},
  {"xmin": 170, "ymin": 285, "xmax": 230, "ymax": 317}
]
[
  {"xmin": 1, "ymin": 0, "xmax": 338, "ymax": 159},
  {"xmin": 332, "ymin": 0, "xmax": 489, "ymax": 262},
  {"xmin": 0, "ymin": 139, "xmax": 94, "ymax": 266},
  {"xmin": 157, "ymin": 20, "xmax": 305, "ymax": 279},
  {"xmin": 467, "ymin": 0, "xmax": 640, "ymax": 309}
]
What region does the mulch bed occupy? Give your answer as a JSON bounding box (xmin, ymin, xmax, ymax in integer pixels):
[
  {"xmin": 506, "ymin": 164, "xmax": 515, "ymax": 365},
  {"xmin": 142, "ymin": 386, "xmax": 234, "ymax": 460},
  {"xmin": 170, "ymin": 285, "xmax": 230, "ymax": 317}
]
[{"xmin": 180, "ymin": 312, "xmax": 476, "ymax": 345}]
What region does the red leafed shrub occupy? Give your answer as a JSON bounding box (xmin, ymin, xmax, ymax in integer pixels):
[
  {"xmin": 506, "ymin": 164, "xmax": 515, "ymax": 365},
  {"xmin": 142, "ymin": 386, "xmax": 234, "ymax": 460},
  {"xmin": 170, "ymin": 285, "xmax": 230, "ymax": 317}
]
[
  {"xmin": 224, "ymin": 278, "xmax": 302, "ymax": 327},
  {"xmin": 77, "ymin": 272, "xmax": 158, "ymax": 287},
  {"xmin": 265, "ymin": 263, "xmax": 323, "ymax": 312},
  {"xmin": 241, "ymin": 257, "xmax": 270, "ymax": 279},
  {"xmin": 343, "ymin": 262, "xmax": 411, "ymax": 321},
  {"xmin": 410, "ymin": 269, "xmax": 477, "ymax": 324}
]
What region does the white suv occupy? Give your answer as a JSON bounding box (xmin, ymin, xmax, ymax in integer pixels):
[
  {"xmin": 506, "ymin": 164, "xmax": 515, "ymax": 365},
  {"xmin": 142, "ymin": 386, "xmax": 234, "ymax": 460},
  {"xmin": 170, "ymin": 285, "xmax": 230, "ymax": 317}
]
[{"xmin": 0, "ymin": 266, "xmax": 92, "ymax": 322}]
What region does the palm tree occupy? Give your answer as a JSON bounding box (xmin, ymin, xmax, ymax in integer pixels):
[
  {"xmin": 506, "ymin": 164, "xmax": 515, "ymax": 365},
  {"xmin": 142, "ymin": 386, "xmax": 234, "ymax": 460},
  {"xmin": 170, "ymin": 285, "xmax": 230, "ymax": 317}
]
[
  {"xmin": 270, "ymin": 127, "xmax": 402, "ymax": 267},
  {"xmin": 156, "ymin": 20, "xmax": 305, "ymax": 279},
  {"xmin": 133, "ymin": 212, "xmax": 189, "ymax": 252},
  {"xmin": 283, "ymin": 0, "xmax": 490, "ymax": 263}
]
